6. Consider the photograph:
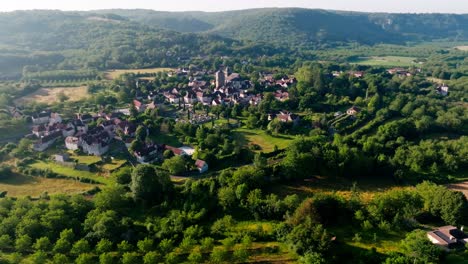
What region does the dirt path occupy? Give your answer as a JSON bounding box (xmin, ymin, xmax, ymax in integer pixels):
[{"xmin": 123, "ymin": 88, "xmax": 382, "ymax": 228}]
[{"xmin": 447, "ymin": 181, "xmax": 468, "ymax": 198}]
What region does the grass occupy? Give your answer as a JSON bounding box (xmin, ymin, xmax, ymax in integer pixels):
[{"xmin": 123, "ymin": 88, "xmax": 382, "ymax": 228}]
[
  {"xmin": 14, "ymin": 86, "xmax": 89, "ymax": 106},
  {"xmin": 151, "ymin": 133, "xmax": 182, "ymax": 147},
  {"xmin": 100, "ymin": 159, "xmax": 127, "ymax": 172},
  {"xmin": 104, "ymin": 67, "xmax": 174, "ymax": 80},
  {"xmin": 30, "ymin": 160, "xmax": 111, "ymax": 184},
  {"xmin": 0, "ymin": 121, "xmax": 29, "ymax": 143},
  {"xmin": 0, "ymin": 173, "xmax": 96, "ymax": 197},
  {"xmin": 349, "ymin": 56, "xmax": 418, "ymax": 67},
  {"xmin": 267, "ymin": 175, "xmax": 402, "ymax": 203},
  {"xmin": 70, "ymin": 154, "xmax": 101, "ymax": 165},
  {"xmin": 234, "ymin": 128, "xmax": 296, "ymax": 153}
]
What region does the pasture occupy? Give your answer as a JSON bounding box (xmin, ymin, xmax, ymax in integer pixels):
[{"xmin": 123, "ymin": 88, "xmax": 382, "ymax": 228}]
[
  {"xmin": 350, "ymin": 56, "xmax": 417, "ymax": 67},
  {"xmin": 30, "ymin": 160, "xmax": 111, "ymax": 184},
  {"xmin": 0, "ymin": 173, "xmax": 95, "ymax": 197},
  {"xmin": 14, "ymin": 86, "xmax": 88, "ymax": 106},
  {"xmin": 234, "ymin": 128, "xmax": 295, "ymax": 153},
  {"xmin": 104, "ymin": 67, "xmax": 174, "ymax": 80}
]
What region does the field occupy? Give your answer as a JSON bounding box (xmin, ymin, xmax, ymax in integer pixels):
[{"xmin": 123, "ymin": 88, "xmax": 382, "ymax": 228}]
[
  {"xmin": 234, "ymin": 128, "xmax": 296, "ymax": 152},
  {"xmin": 269, "ymin": 175, "xmax": 401, "ymax": 202},
  {"xmin": 0, "ymin": 174, "xmax": 95, "ymax": 197},
  {"xmin": 104, "ymin": 67, "xmax": 174, "ymax": 80},
  {"xmin": 14, "ymin": 86, "xmax": 88, "ymax": 106},
  {"xmin": 30, "ymin": 160, "xmax": 111, "ymax": 184},
  {"xmin": 350, "ymin": 56, "xmax": 417, "ymax": 67},
  {"xmin": 455, "ymin": 45, "xmax": 468, "ymax": 51}
]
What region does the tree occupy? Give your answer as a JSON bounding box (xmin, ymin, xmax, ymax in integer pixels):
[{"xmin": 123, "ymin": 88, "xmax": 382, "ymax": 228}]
[
  {"xmin": 57, "ymin": 91, "xmax": 69, "ymax": 102},
  {"xmin": 137, "ymin": 237, "xmax": 154, "ymax": 252},
  {"xmin": 96, "ymin": 239, "xmax": 113, "ymax": 253},
  {"xmin": 143, "ymin": 251, "xmax": 162, "ymax": 264},
  {"xmin": 187, "ymin": 247, "xmax": 203, "ymax": 263},
  {"xmin": 15, "ymin": 234, "xmax": 32, "ymax": 253},
  {"xmin": 33, "ymin": 237, "xmax": 51, "ymax": 251},
  {"xmin": 99, "ymin": 252, "xmax": 115, "ymax": 264},
  {"xmin": 94, "ymin": 184, "xmax": 129, "ymax": 211},
  {"xmin": 210, "ymin": 247, "xmax": 229, "ymax": 263},
  {"xmin": 400, "ymin": 230, "xmax": 442, "ymax": 263},
  {"xmin": 71, "ymin": 239, "xmax": 91, "ymax": 256},
  {"xmin": 161, "ymin": 155, "xmax": 187, "ymax": 175},
  {"xmin": 122, "ymin": 252, "xmax": 140, "ymax": 264},
  {"xmin": 0, "ymin": 235, "xmax": 12, "ymax": 250},
  {"xmin": 75, "ymin": 253, "xmax": 95, "ymax": 264},
  {"xmin": 51, "ymin": 254, "xmax": 69, "ymax": 264},
  {"xmin": 131, "ymin": 164, "xmax": 172, "ymax": 205}
]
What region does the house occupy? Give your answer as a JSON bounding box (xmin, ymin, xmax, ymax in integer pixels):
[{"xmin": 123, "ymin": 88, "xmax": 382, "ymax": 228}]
[
  {"xmin": 133, "ymin": 99, "xmax": 147, "ymax": 112},
  {"xmin": 346, "ymin": 106, "xmax": 360, "ymax": 116},
  {"xmin": 276, "ymin": 111, "xmax": 300, "ymax": 125},
  {"xmin": 165, "ymin": 145, "xmax": 186, "ymax": 156},
  {"xmin": 134, "ymin": 143, "xmax": 159, "ymax": 163},
  {"xmin": 184, "ymin": 92, "xmax": 197, "ymax": 105},
  {"xmin": 427, "ymin": 226, "xmax": 468, "ymax": 250},
  {"xmin": 77, "ymin": 113, "xmax": 93, "ymax": 123},
  {"xmin": 81, "ymin": 127, "xmax": 111, "ymax": 156},
  {"xmin": 54, "ymin": 153, "xmax": 70, "ymax": 163},
  {"xmin": 436, "ymin": 84, "xmax": 449, "ymax": 96},
  {"xmin": 65, "ymin": 136, "xmax": 81, "ymax": 151},
  {"xmin": 33, "ymin": 131, "xmax": 62, "ymax": 151},
  {"xmin": 31, "ymin": 111, "xmax": 51, "ymax": 125},
  {"xmin": 274, "ymin": 90, "xmax": 289, "ymax": 101},
  {"xmin": 195, "ymin": 159, "xmax": 208, "ymax": 173},
  {"xmin": 49, "ymin": 113, "xmax": 62, "ymax": 125}
]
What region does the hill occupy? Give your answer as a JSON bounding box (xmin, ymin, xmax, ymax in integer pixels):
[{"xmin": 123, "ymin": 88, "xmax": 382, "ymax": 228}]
[{"xmin": 98, "ymin": 8, "xmax": 468, "ymax": 45}]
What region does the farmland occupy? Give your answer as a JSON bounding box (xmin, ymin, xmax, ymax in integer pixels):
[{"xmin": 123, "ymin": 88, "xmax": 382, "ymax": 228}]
[
  {"xmin": 103, "ymin": 67, "xmax": 174, "ymax": 80},
  {"xmin": 0, "ymin": 173, "xmax": 95, "ymax": 197},
  {"xmin": 14, "ymin": 86, "xmax": 89, "ymax": 106},
  {"xmin": 349, "ymin": 56, "xmax": 418, "ymax": 67}
]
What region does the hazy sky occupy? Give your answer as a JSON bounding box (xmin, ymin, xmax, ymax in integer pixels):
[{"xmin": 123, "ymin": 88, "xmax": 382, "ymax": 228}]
[{"xmin": 1, "ymin": 0, "xmax": 468, "ymax": 13}]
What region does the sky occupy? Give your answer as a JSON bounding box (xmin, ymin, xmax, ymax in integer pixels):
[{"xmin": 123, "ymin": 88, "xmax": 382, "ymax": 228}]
[{"xmin": 1, "ymin": 0, "xmax": 468, "ymax": 14}]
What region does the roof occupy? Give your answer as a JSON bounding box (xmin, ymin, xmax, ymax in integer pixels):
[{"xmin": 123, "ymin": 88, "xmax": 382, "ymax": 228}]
[
  {"xmin": 165, "ymin": 145, "xmax": 184, "ymax": 155},
  {"xmin": 428, "ymin": 226, "xmax": 467, "ymax": 246},
  {"xmin": 195, "ymin": 159, "xmax": 207, "ymax": 169}
]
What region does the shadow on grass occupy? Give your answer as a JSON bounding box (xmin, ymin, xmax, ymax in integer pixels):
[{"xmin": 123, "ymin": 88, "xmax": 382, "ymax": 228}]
[{"xmin": 0, "ymin": 173, "xmax": 37, "ymax": 185}]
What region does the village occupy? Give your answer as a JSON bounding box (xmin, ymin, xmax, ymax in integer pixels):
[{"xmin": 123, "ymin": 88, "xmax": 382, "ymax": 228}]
[{"xmin": 20, "ymin": 65, "xmax": 450, "ymax": 180}]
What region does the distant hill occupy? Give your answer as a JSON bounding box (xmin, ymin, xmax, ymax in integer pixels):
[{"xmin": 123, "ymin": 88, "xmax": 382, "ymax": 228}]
[{"xmin": 97, "ymin": 8, "xmax": 468, "ymax": 45}]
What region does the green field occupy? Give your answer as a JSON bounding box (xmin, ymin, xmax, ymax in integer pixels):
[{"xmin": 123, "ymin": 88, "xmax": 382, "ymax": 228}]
[
  {"xmin": 350, "ymin": 56, "xmax": 418, "ymax": 67},
  {"xmin": 234, "ymin": 128, "xmax": 296, "ymax": 152},
  {"xmin": 30, "ymin": 160, "xmax": 111, "ymax": 184},
  {"xmin": 0, "ymin": 173, "xmax": 96, "ymax": 197}
]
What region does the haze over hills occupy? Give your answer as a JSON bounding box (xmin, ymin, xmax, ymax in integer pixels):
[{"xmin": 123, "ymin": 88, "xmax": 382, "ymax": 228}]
[
  {"xmin": 1, "ymin": 8, "xmax": 467, "ymax": 78},
  {"xmin": 97, "ymin": 8, "xmax": 468, "ymax": 44}
]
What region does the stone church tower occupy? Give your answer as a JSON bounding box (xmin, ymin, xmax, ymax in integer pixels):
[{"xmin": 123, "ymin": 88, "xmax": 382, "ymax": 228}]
[{"xmin": 215, "ymin": 69, "xmax": 226, "ymax": 88}]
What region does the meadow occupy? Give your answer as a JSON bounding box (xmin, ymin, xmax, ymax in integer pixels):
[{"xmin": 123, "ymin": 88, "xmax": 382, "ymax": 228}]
[
  {"xmin": 103, "ymin": 67, "xmax": 174, "ymax": 80},
  {"xmin": 234, "ymin": 128, "xmax": 296, "ymax": 153},
  {"xmin": 14, "ymin": 86, "xmax": 89, "ymax": 106},
  {"xmin": 0, "ymin": 173, "xmax": 95, "ymax": 197},
  {"xmin": 349, "ymin": 56, "xmax": 418, "ymax": 67}
]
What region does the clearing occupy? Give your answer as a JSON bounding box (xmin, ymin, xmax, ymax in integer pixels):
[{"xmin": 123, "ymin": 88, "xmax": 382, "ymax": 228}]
[
  {"xmin": 350, "ymin": 56, "xmax": 417, "ymax": 67},
  {"xmin": 14, "ymin": 86, "xmax": 88, "ymax": 106},
  {"xmin": 455, "ymin": 45, "xmax": 468, "ymax": 51},
  {"xmin": 0, "ymin": 174, "xmax": 95, "ymax": 197},
  {"xmin": 30, "ymin": 160, "xmax": 111, "ymax": 184},
  {"xmin": 234, "ymin": 128, "xmax": 296, "ymax": 153},
  {"xmin": 104, "ymin": 68, "xmax": 174, "ymax": 80}
]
